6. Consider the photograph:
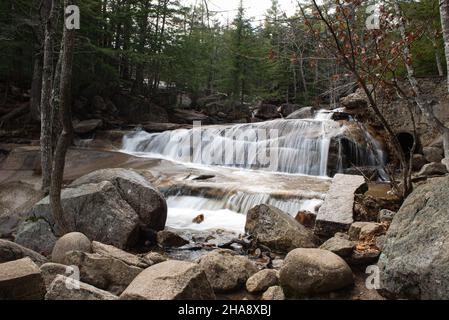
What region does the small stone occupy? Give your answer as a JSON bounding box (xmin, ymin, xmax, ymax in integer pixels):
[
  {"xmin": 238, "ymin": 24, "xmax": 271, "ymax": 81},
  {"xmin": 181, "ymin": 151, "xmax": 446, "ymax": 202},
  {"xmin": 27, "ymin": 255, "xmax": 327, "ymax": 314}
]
[
  {"xmin": 261, "ymin": 286, "xmax": 285, "ymax": 300},
  {"xmin": 348, "ymin": 249, "xmax": 381, "ymax": 266},
  {"xmin": 349, "ymin": 222, "xmax": 383, "ymax": 240},
  {"xmin": 320, "ymin": 236, "xmax": 355, "ymax": 257},
  {"xmin": 246, "ymin": 269, "xmax": 279, "ymax": 293},
  {"xmin": 192, "ymin": 214, "xmax": 205, "ymax": 224},
  {"xmin": 157, "ymin": 230, "xmax": 189, "ymax": 248},
  {"xmin": 52, "ymin": 232, "xmax": 92, "ymax": 264},
  {"xmin": 295, "ymin": 211, "xmax": 316, "ymax": 228},
  {"xmin": 142, "ymin": 252, "xmax": 168, "ymax": 265},
  {"xmin": 271, "ymin": 259, "xmax": 284, "ymax": 270}
]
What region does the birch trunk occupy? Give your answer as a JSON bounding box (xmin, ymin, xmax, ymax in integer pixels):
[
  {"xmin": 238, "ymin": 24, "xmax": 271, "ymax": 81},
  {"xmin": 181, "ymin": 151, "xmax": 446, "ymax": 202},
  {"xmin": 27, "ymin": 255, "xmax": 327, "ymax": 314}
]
[{"xmin": 440, "ymin": 0, "xmax": 449, "ymax": 89}]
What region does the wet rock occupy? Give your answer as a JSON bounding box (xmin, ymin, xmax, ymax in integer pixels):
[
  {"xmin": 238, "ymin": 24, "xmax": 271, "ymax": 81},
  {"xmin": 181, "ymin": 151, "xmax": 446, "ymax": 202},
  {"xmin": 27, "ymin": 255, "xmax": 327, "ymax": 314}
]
[
  {"xmin": 171, "ymin": 109, "xmax": 211, "ymax": 124},
  {"xmin": 417, "ymin": 162, "xmax": 448, "ymax": 177},
  {"xmin": 73, "ymin": 119, "xmax": 103, "ymax": 134},
  {"xmin": 378, "ymin": 177, "xmax": 449, "ymax": 299},
  {"xmin": 279, "ymin": 249, "xmax": 354, "ymax": 298},
  {"xmin": 120, "ymin": 260, "xmax": 215, "ymax": 300},
  {"xmin": 46, "ymin": 276, "xmax": 118, "ymax": 300},
  {"xmin": 52, "ymin": 232, "xmax": 92, "ymax": 264},
  {"xmin": 40, "ymin": 263, "xmax": 69, "ymax": 289},
  {"xmin": 142, "ymin": 122, "xmax": 192, "ymax": 133},
  {"xmin": 378, "ymin": 209, "xmax": 396, "ymax": 223},
  {"xmin": 192, "ymin": 214, "xmax": 205, "ymax": 224},
  {"xmin": 15, "ymin": 219, "xmax": 58, "ymax": 256},
  {"xmin": 286, "ymin": 107, "xmax": 314, "ymax": 119},
  {"xmin": 157, "ymin": 230, "xmax": 189, "ymax": 248},
  {"xmin": 261, "ymin": 286, "xmax": 285, "ymax": 300},
  {"xmin": 198, "ymin": 249, "xmax": 258, "ymax": 292},
  {"xmin": 423, "ymin": 146, "xmax": 443, "ymax": 163},
  {"xmin": 246, "ymin": 269, "xmax": 279, "ymax": 293},
  {"xmin": 319, "ymin": 236, "xmax": 355, "ymax": 258},
  {"xmin": 63, "ymin": 250, "xmax": 143, "ymax": 295},
  {"xmin": 19, "ymin": 181, "xmax": 140, "ymax": 251},
  {"xmin": 315, "ymin": 174, "xmax": 367, "ymax": 237},
  {"xmin": 92, "ymin": 241, "xmax": 149, "ymax": 268},
  {"xmin": 246, "ymin": 204, "xmax": 316, "ymax": 253},
  {"xmin": 70, "ymin": 168, "xmax": 167, "ymax": 231},
  {"xmin": 0, "ymin": 239, "xmax": 47, "ymax": 266},
  {"xmin": 0, "ymin": 257, "xmax": 46, "ymax": 300}
]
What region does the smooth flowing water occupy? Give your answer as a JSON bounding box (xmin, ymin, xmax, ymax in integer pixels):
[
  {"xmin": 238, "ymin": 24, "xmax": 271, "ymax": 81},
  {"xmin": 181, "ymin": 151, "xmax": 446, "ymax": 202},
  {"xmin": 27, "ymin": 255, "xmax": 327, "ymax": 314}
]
[{"xmin": 121, "ymin": 110, "xmax": 385, "ymax": 234}]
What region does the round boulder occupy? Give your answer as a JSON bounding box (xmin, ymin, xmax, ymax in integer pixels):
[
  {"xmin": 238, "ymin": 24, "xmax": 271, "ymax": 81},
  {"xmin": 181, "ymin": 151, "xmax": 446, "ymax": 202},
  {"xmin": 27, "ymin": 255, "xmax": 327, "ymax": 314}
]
[
  {"xmin": 198, "ymin": 249, "xmax": 258, "ymax": 292},
  {"xmin": 279, "ymin": 248, "xmax": 354, "ymax": 298},
  {"xmin": 51, "ymin": 232, "xmax": 92, "ymax": 264}
]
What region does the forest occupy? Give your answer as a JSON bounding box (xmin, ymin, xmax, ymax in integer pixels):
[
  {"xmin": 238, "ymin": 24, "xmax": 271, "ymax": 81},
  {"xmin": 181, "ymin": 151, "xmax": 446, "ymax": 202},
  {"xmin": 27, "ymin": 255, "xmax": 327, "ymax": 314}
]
[{"xmin": 1, "ymin": 0, "xmax": 449, "ymax": 303}]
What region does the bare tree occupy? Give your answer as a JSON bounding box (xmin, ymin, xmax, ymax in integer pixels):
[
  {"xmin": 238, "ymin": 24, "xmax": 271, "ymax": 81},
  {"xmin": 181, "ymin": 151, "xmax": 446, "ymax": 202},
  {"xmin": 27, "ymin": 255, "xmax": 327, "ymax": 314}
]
[
  {"xmin": 40, "ymin": 0, "xmax": 57, "ymax": 192},
  {"xmin": 440, "ymin": 0, "xmax": 449, "ymax": 89},
  {"xmin": 49, "ymin": 0, "xmax": 77, "ymax": 235}
]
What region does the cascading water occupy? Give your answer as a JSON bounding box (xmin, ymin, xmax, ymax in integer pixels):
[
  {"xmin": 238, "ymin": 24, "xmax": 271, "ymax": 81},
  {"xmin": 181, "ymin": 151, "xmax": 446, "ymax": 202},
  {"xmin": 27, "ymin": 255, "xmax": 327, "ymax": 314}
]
[{"xmin": 121, "ymin": 110, "xmax": 386, "ymax": 234}]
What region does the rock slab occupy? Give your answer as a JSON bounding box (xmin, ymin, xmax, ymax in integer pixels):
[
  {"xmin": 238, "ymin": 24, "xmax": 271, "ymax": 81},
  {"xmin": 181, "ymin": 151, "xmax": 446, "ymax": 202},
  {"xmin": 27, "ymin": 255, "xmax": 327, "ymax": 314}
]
[{"xmin": 315, "ymin": 174, "xmax": 366, "ymax": 237}]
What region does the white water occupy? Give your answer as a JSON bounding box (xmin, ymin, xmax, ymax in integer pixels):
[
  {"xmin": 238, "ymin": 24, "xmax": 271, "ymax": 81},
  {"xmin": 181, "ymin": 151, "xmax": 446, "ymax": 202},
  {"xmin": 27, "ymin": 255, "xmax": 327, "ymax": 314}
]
[{"xmin": 122, "ymin": 110, "xmax": 385, "ymax": 234}]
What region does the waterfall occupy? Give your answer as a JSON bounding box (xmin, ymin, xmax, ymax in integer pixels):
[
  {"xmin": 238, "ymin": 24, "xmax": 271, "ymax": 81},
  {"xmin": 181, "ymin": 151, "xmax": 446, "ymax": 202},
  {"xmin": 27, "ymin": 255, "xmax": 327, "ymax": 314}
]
[
  {"xmin": 121, "ymin": 110, "xmax": 387, "ymax": 234},
  {"xmin": 123, "ymin": 114, "xmax": 347, "ymax": 177}
]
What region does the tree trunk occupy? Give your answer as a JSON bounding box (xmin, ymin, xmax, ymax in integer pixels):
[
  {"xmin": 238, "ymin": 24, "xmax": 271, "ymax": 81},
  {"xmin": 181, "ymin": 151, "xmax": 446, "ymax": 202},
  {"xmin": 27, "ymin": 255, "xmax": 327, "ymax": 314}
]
[
  {"xmin": 440, "ymin": 0, "xmax": 449, "ymax": 89},
  {"xmin": 30, "ymin": 53, "xmax": 43, "ymax": 122},
  {"xmin": 49, "ymin": 0, "xmax": 76, "ymax": 235},
  {"xmin": 40, "ymin": 0, "xmax": 56, "ymax": 192}
]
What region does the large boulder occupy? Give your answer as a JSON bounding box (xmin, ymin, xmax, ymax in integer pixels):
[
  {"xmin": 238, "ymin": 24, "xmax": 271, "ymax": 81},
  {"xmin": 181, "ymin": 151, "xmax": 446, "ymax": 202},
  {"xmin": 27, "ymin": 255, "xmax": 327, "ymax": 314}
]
[
  {"xmin": 245, "ymin": 205, "xmax": 316, "ymax": 252},
  {"xmin": 46, "ymin": 276, "xmax": 118, "ymax": 300},
  {"xmin": 18, "ymin": 181, "xmax": 140, "ymax": 251},
  {"xmin": 15, "ymin": 219, "xmax": 58, "ymax": 256},
  {"xmin": 51, "ymin": 232, "xmax": 92, "ymax": 264},
  {"xmin": 0, "ymin": 239, "xmax": 47, "ymax": 266},
  {"xmin": 120, "ymin": 260, "xmax": 215, "ymax": 300},
  {"xmin": 0, "ymin": 257, "xmax": 46, "ymax": 300},
  {"xmin": 378, "ymin": 177, "xmax": 449, "ymax": 299},
  {"xmin": 198, "ymin": 249, "xmax": 258, "ymax": 293},
  {"xmin": 70, "ymin": 168, "xmax": 167, "ymax": 231},
  {"xmin": 279, "ymin": 249, "xmax": 354, "ymax": 298},
  {"xmin": 63, "ymin": 250, "xmax": 143, "ymax": 295},
  {"xmin": 0, "ymin": 181, "xmax": 44, "ymax": 238},
  {"xmin": 315, "ymin": 174, "xmax": 367, "ymax": 237}
]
